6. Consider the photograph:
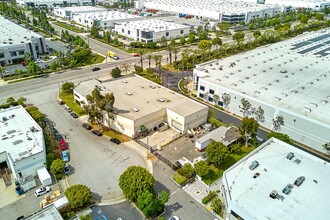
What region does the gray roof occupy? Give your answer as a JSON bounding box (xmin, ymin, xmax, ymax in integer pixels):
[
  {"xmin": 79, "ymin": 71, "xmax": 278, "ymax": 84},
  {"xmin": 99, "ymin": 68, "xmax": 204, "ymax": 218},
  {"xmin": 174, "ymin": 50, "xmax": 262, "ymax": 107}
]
[
  {"xmin": 75, "ymin": 75, "xmax": 208, "ymax": 120},
  {"xmin": 196, "ymin": 126, "xmax": 240, "ymax": 146}
]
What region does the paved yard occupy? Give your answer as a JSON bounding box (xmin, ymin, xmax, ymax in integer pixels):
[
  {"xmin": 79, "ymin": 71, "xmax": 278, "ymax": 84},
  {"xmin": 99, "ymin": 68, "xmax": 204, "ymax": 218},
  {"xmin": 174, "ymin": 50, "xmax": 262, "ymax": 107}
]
[{"xmin": 140, "ymin": 129, "xmax": 180, "ymax": 150}]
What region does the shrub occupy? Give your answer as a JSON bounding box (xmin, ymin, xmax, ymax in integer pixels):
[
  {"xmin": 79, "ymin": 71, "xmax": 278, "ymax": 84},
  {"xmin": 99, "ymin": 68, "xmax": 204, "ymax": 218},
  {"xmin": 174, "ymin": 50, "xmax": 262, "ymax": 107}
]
[
  {"xmin": 211, "ymin": 197, "xmax": 222, "ymax": 215},
  {"xmin": 134, "ymin": 65, "xmax": 143, "ymax": 74},
  {"xmin": 46, "ymin": 153, "xmax": 55, "ymax": 169},
  {"xmin": 177, "ymin": 163, "xmax": 195, "ymax": 178},
  {"xmin": 208, "ymin": 117, "xmax": 227, "ymax": 128},
  {"xmin": 202, "ymin": 191, "xmax": 217, "ymax": 204},
  {"xmin": 173, "ymin": 173, "xmax": 187, "ymax": 187}
]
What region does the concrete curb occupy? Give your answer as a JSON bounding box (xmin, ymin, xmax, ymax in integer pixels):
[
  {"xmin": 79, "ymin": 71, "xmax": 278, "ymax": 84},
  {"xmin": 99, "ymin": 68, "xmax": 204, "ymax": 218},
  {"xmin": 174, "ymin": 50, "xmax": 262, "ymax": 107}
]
[
  {"xmin": 124, "ymin": 141, "xmax": 153, "ymax": 174},
  {"xmin": 97, "ymin": 196, "xmax": 127, "ymax": 206}
]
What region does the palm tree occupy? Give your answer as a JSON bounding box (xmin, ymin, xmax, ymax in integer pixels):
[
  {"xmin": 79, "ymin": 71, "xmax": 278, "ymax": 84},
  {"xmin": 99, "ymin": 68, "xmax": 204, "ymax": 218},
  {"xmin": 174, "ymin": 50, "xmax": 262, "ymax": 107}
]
[
  {"xmin": 121, "ymin": 63, "xmax": 131, "ymax": 75},
  {"xmin": 213, "ymin": 95, "xmax": 219, "ymax": 105},
  {"xmin": 146, "ymin": 52, "xmax": 153, "ymax": 69},
  {"xmin": 272, "ymin": 115, "xmax": 285, "ymax": 131},
  {"xmin": 239, "ymin": 98, "xmax": 252, "ymax": 117},
  {"xmin": 222, "ymin": 93, "xmax": 231, "ymax": 108},
  {"xmin": 167, "ymin": 45, "xmax": 173, "ymax": 65},
  {"xmin": 138, "ymin": 49, "xmax": 144, "ymax": 69},
  {"xmin": 173, "ymin": 47, "xmax": 179, "ymax": 63}
]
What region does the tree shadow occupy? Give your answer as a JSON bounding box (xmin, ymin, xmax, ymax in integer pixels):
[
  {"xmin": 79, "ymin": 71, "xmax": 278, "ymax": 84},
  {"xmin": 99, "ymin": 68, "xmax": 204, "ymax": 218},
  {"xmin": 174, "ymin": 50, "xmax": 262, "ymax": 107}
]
[
  {"xmin": 92, "ymin": 192, "xmax": 102, "ymax": 202},
  {"xmin": 165, "ymin": 202, "xmax": 183, "ymax": 216},
  {"xmin": 154, "ymin": 180, "xmax": 171, "ymax": 194}
]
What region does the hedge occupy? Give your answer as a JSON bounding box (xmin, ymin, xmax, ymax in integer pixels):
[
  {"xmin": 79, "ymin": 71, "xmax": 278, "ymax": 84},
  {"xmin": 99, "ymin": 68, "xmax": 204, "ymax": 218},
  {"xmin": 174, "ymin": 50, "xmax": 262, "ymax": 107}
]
[
  {"xmin": 173, "ymin": 173, "xmax": 187, "ymax": 187},
  {"xmin": 202, "ymin": 191, "xmax": 217, "ymax": 204}
]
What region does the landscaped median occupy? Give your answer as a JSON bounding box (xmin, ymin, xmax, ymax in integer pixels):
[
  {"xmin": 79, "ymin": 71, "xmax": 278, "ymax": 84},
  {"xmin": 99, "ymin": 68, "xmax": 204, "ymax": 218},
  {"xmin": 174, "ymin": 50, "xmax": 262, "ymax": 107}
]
[
  {"xmin": 59, "ymin": 91, "xmax": 85, "ymax": 116},
  {"xmin": 54, "ymin": 21, "xmax": 84, "ymax": 33}
]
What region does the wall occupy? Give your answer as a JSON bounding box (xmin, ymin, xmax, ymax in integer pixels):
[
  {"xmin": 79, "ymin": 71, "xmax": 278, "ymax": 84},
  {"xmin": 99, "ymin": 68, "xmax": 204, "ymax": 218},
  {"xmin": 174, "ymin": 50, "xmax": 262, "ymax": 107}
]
[
  {"xmin": 104, "ymin": 113, "xmax": 135, "ymax": 137},
  {"xmin": 196, "ymin": 76, "xmax": 330, "ymax": 153},
  {"xmin": 134, "ymin": 109, "xmax": 166, "ymax": 135},
  {"xmin": 183, "ymin": 107, "xmax": 208, "ymax": 133},
  {"xmin": 166, "ymin": 108, "xmax": 185, "ymax": 132}
]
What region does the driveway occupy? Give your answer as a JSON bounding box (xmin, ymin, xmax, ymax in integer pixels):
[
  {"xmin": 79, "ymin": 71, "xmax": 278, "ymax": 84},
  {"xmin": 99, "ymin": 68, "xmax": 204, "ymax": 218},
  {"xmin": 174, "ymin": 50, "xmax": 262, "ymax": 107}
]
[{"xmin": 25, "ymin": 86, "xmax": 147, "ymax": 201}]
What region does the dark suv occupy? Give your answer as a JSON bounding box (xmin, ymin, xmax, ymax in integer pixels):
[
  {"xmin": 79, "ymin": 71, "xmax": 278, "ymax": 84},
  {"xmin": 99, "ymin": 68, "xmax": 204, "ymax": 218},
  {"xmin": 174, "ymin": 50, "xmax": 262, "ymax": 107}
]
[
  {"xmin": 82, "ymin": 123, "xmax": 92, "ymax": 130},
  {"xmin": 92, "ymin": 67, "xmax": 101, "ymax": 71},
  {"xmin": 110, "ymin": 138, "xmax": 121, "ymax": 144},
  {"xmin": 92, "ymin": 130, "xmax": 103, "ymax": 136}
]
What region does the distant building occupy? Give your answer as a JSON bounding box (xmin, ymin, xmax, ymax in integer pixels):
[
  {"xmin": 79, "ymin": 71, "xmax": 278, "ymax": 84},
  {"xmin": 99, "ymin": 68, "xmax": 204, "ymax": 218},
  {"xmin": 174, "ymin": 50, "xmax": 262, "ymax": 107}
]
[
  {"xmin": 195, "ymin": 126, "xmax": 240, "ymax": 150},
  {"xmin": 73, "ymin": 10, "xmax": 142, "ymax": 29},
  {"xmin": 222, "ymin": 137, "xmax": 330, "ymax": 220},
  {"xmin": 138, "ymin": 0, "xmax": 283, "ymax": 23},
  {"xmin": 0, "ymin": 16, "xmax": 48, "ymax": 66},
  {"xmin": 25, "ymin": 204, "xmax": 63, "ymax": 220},
  {"xmin": 17, "ymin": 0, "xmax": 94, "ymax": 8},
  {"xmin": 193, "ymin": 29, "xmax": 330, "ymax": 154},
  {"xmin": 0, "ymin": 105, "xmax": 46, "ymax": 181},
  {"xmin": 53, "ymin": 6, "xmax": 107, "ymax": 19},
  {"xmin": 114, "ymin": 19, "xmax": 190, "ymax": 42},
  {"xmin": 74, "ymin": 75, "xmax": 208, "ymax": 138}
]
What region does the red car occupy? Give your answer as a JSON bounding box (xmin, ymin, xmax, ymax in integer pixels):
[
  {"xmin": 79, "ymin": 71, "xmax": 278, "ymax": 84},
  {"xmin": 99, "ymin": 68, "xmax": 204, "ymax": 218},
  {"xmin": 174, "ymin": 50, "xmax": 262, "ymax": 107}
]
[
  {"xmin": 131, "ymin": 53, "xmax": 140, "ymax": 57},
  {"xmin": 59, "ymin": 139, "xmax": 67, "ymax": 150}
]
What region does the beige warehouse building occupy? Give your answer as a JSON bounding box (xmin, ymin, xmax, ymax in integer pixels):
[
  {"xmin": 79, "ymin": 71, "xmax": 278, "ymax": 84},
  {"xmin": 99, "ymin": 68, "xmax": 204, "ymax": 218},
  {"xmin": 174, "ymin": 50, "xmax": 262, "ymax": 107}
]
[{"xmin": 74, "ymin": 75, "xmax": 209, "ymax": 138}]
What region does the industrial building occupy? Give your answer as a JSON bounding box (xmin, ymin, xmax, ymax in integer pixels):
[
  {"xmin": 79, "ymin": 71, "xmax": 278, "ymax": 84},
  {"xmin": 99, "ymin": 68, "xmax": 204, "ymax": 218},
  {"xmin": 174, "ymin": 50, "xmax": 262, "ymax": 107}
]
[
  {"xmin": 0, "ymin": 16, "xmax": 48, "ymax": 66},
  {"xmin": 137, "ymin": 0, "xmax": 282, "ymax": 23},
  {"xmin": 53, "ymin": 6, "xmax": 107, "ymax": 19},
  {"xmin": 73, "ymin": 10, "xmax": 142, "ymax": 29},
  {"xmin": 74, "ymin": 75, "xmax": 208, "ymax": 138},
  {"xmin": 114, "ymin": 19, "xmax": 190, "ymax": 42},
  {"xmin": 17, "ymin": 0, "xmax": 94, "ymax": 8},
  {"xmin": 0, "ymin": 105, "xmax": 46, "ymax": 184},
  {"xmin": 193, "ymin": 29, "xmax": 330, "ymax": 154},
  {"xmin": 25, "ymin": 205, "xmax": 63, "ymax": 220},
  {"xmin": 222, "ymin": 137, "xmax": 330, "ymax": 220}
]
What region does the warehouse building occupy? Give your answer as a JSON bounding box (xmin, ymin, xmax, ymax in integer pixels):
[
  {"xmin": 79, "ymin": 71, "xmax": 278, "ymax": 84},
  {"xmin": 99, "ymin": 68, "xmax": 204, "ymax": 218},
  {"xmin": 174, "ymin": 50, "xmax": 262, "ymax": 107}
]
[
  {"xmin": 193, "ymin": 29, "xmax": 330, "ymax": 154},
  {"xmin": 114, "ymin": 19, "xmax": 190, "ymax": 42},
  {"xmin": 0, "ymin": 16, "xmax": 48, "ymax": 66},
  {"xmin": 138, "ymin": 0, "xmax": 282, "ymax": 23},
  {"xmin": 73, "ymin": 11, "xmax": 142, "ymax": 29},
  {"xmin": 53, "ymin": 6, "xmax": 107, "ymax": 19},
  {"xmin": 17, "ymin": 0, "xmax": 94, "ymax": 8},
  {"xmin": 74, "ymin": 75, "xmax": 209, "ymax": 138},
  {"xmin": 0, "ymin": 105, "xmax": 46, "ymax": 182},
  {"xmin": 222, "ymin": 137, "xmax": 330, "ymax": 220}
]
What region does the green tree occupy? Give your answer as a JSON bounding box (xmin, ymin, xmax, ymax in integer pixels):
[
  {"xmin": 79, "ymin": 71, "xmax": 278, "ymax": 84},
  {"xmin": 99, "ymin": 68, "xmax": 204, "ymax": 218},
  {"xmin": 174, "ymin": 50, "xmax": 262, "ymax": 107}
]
[
  {"xmin": 65, "ymin": 184, "xmax": 92, "ymax": 209},
  {"xmin": 194, "ymin": 160, "xmax": 210, "ymax": 177},
  {"xmin": 232, "ymin": 31, "xmax": 245, "ymax": 45},
  {"xmin": 160, "ymin": 36, "xmax": 167, "ymax": 47},
  {"xmin": 61, "ymin": 81, "xmax": 75, "ymax": 94},
  {"xmin": 6, "ymin": 97, "xmax": 15, "ymax": 104},
  {"xmin": 137, "ymin": 191, "xmax": 165, "ymax": 217},
  {"xmin": 69, "ymin": 59, "xmax": 77, "ymax": 68},
  {"xmin": 248, "ymin": 23, "xmax": 254, "ymax": 30},
  {"xmin": 239, "ymin": 117, "xmax": 259, "ymax": 147},
  {"xmin": 212, "ymin": 37, "xmax": 222, "ymax": 49},
  {"xmin": 199, "ymin": 31, "xmax": 208, "ymax": 40},
  {"xmin": 211, "ymin": 197, "xmax": 222, "ymax": 215},
  {"xmin": 111, "ymin": 67, "xmax": 122, "ymax": 78},
  {"xmin": 253, "ymin": 30, "xmax": 261, "ymax": 40},
  {"xmin": 50, "ymin": 61, "xmax": 58, "ymax": 72},
  {"xmin": 178, "ymin": 163, "xmax": 195, "ymax": 178},
  {"xmin": 26, "ymin": 62, "xmax": 40, "ymax": 76},
  {"xmin": 121, "ymin": 63, "xmax": 131, "ymax": 75},
  {"xmin": 206, "ymin": 141, "xmax": 229, "ymax": 167},
  {"xmin": 90, "ymin": 21, "xmax": 100, "ymax": 38},
  {"xmin": 112, "ymin": 37, "xmax": 120, "ymax": 46},
  {"xmin": 188, "ymin": 33, "xmax": 196, "ymax": 44},
  {"xmin": 80, "ymin": 215, "xmax": 92, "ymax": 220},
  {"xmin": 50, "ymin": 159, "xmax": 66, "ymax": 175},
  {"xmin": 266, "ymin": 131, "xmax": 293, "ymax": 145},
  {"xmin": 198, "ymin": 40, "xmax": 212, "ymax": 50},
  {"xmin": 17, "ymin": 97, "xmax": 27, "ymax": 105},
  {"xmin": 146, "ymin": 52, "xmax": 153, "ymax": 69},
  {"xmin": 119, "ymin": 166, "xmax": 155, "ymax": 202},
  {"xmin": 0, "ymin": 66, "xmax": 4, "ymax": 78},
  {"xmin": 300, "ymin": 14, "xmax": 309, "ymax": 24},
  {"xmin": 24, "ymin": 52, "xmax": 32, "ymax": 65},
  {"xmin": 180, "ymin": 36, "xmax": 186, "ymax": 45},
  {"xmin": 285, "ymin": 15, "xmax": 292, "ymax": 22}
]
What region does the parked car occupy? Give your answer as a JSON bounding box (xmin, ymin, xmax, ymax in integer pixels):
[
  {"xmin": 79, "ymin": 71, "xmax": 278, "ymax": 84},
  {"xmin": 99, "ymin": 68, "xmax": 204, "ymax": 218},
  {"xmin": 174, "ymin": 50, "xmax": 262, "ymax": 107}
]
[
  {"xmin": 82, "ymin": 123, "xmax": 92, "ymax": 130},
  {"xmin": 57, "ymin": 99, "xmax": 65, "ymax": 105},
  {"xmin": 64, "ymin": 163, "xmax": 71, "ymax": 174},
  {"xmin": 110, "ymin": 138, "xmax": 121, "ymax": 144},
  {"xmin": 34, "ymin": 186, "xmax": 51, "ymax": 197},
  {"xmin": 92, "ymin": 67, "xmax": 101, "ymax": 71},
  {"xmin": 65, "ymin": 106, "xmax": 72, "ymax": 113},
  {"xmin": 249, "ymin": 160, "xmax": 259, "ymax": 170},
  {"xmin": 55, "ymin": 134, "xmax": 63, "ymax": 141},
  {"xmin": 131, "ymin": 53, "xmax": 140, "ymax": 57},
  {"xmin": 169, "ymin": 216, "xmax": 180, "ymax": 220},
  {"xmin": 92, "ymin": 130, "xmax": 103, "ymax": 136},
  {"xmin": 294, "ymin": 176, "xmax": 305, "ymax": 186},
  {"xmin": 70, "ymin": 112, "xmax": 78, "ymax": 118},
  {"xmin": 62, "ymin": 151, "xmax": 69, "ymax": 162},
  {"xmin": 59, "ymin": 139, "xmax": 67, "ymax": 150},
  {"xmin": 173, "ymin": 161, "xmax": 182, "ymax": 170}
]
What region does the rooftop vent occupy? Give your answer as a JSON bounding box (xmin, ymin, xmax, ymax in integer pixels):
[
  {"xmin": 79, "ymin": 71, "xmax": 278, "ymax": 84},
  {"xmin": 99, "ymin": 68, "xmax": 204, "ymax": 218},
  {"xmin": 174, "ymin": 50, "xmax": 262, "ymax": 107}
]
[
  {"xmin": 150, "ymin": 85, "xmax": 156, "ymax": 89},
  {"xmin": 281, "ymin": 93, "xmax": 288, "ymax": 97},
  {"xmin": 158, "ymin": 98, "xmax": 165, "ymax": 102},
  {"xmin": 13, "ymin": 140, "xmax": 23, "ymax": 145},
  {"xmin": 303, "ymin": 107, "xmax": 311, "ymax": 113},
  {"xmin": 310, "ymin": 103, "xmax": 318, "ymax": 108},
  {"xmin": 280, "ymin": 69, "xmax": 287, "ymax": 73},
  {"xmin": 126, "ymin": 92, "xmax": 133, "ymax": 96},
  {"xmin": 122, "ymin": 80, "xmax": 128, "ymax": 83},
  {"xmin": 274, "ymin": 97, "xmax": 281, "ymax": 101},
  {"xmin": 132, "ymin": 108, "xmax": 139, "ymax": 112},
  {"xmin": 321, "ymin": 100, "xmax": 328, "ymax": 104},
  {"xmin": 291, "ymin": 90, "xmax": 298, "ymax": 94}
]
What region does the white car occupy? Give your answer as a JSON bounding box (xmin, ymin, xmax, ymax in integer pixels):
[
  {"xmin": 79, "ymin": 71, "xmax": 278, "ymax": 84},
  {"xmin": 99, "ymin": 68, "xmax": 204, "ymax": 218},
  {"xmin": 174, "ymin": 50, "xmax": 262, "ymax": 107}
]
[
  {"xmin": 34, "ymin": 186, "xmax": 51, "ymax": 197},
  {"xmin": 169, "ymin": 217, "xmax": 180, "ymax": 220}
]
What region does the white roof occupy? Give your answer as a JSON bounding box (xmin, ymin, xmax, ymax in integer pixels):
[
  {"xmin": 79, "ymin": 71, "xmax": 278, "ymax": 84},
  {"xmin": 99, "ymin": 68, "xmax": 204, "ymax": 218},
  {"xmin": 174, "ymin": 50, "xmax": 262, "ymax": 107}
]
[
  {"xmin": 0, "ymin": 106, "xmax": 44, "ymax": 162},
  {"xmin": 118, "ymin": 19, "xmax": 189, "ymax": 32},
  {"xmin": 25, "ymin": 205, "xmax": 63, "ymax": 220},
  {"xmin": 195, "ymin": 28, "xmax": 330, "ymax": 125},
  {"xmin": 37, "ymin": 167, "xmax": 51, "ymax": 181},
  {"xmin": 0, "ymin": 16, "xmax": 43, "ymax": 46},
  {"xmin": 74, "ymin": 10, "xmax": 139, "ymax": 21},
  {"xmin": 55, "ymin": 6, "xmax": 107, "ymax": 13},
  {"xmin": 75, "ymin": 75, "xmax": 208, "ymax": 120},
  {"xmin": 196, "ymin": 126, "xmax": 240, "ymax": 146},
  {"xmin": 144, "ymin": 0, "xmax": 277, "ymax": 15},
  {"xmin": 223, "ymin": 138, "xmax": 330, "ymax": 220}
]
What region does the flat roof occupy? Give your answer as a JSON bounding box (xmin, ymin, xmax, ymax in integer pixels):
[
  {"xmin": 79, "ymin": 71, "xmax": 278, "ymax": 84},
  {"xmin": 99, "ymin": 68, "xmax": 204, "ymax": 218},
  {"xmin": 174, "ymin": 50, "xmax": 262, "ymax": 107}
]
[
  {"xmin": 75, "ymin": 75, "xmax": 208, "ymax": 120},
  {"xmin": 118, "ymin": 19, "xmax": 189, "ymax": 32},
  {"xmin": 144, "ymin": 0, "xmax": 277, "ymax": 15},
  {"xmin": 223, "ymin": 138, "xmax": 330, "ymax": 220},
  {"xmin": 195, "ymin": 28, "xmax": 330, "ymax": 125},
  {"xmin": 196, "ymin": 126, "xmax": 240, "ymax": 146},
  {"xmin": 0, "ymin": 16, "xmax": 43, "ymax": 46},
  {"xmin": 74, "ymin": 11, "xmax": 140, "ymax": 21},
  {"xmin": 25, "ymin": 204, "xmax": 63, "ymax": 220},
  {"xmin": 54, "ymin": 6, "xmax": 107, "ymax": 13},
  {"xmin": 0, "ymin": 106, "xmax": 44, "ymax": 162}
]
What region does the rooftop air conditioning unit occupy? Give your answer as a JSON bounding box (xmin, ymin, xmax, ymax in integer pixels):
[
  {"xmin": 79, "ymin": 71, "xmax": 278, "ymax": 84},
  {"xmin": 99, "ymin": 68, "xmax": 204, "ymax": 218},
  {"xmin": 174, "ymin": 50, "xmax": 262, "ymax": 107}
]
[
  {"xmin": 158, "ymin": 98, "xmax": 165, "ymax": 102},
  {"xmin": 132, "ymin": 108, "xmax": 139, "ymax": 112},
  {"xmin": 126, "ymin": 92, "xmax": 133, "ymax": 96},
  {"xmin": 122, "ymin": 80, "xmax": 128, "ymax": 83}
]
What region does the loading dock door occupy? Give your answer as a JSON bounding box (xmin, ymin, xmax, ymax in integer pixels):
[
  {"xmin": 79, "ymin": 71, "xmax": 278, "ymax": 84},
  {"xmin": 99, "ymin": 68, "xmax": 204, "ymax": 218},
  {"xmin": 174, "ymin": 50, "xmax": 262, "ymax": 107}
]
[{"xmin": 171, "ymin": 119, "xmax": 182, "ymax": 132}]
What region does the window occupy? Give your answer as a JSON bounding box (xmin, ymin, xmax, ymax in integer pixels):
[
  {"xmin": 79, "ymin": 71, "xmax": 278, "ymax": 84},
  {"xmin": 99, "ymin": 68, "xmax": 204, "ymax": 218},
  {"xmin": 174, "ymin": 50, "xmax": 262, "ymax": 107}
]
[
  {"xmin": 104, "ymin": 22, "xmax": 107, "ymax": 25},
  {"xmin": 122, "ymin": 29, "xmax": 124, "ymax": 33},
  {"xmin": 218, "ymin": 101, "xmax": 223, "ymax": 106},
  {"xmin": 166, "ymin": 32, "xmax": 169, "ymax": 37},
  {"xmin": 180, "ymin": 30, "xmax": 183, "ymax": 34},
  {"xmin": 200, "ymin": 85, "xmax": 205, "ymax": 91},
  {"xmin": 199, "ymin": 93, "xmax": 204, "ymax": 98},
  {"xmin": 137, "ymin": 31, "xmax": 139, "ymax": 37},
  {"xmin": 0, "ymin": 53, "xmax": 4, "ymax": 58},
  {"xmin": 128, "ymin": 30, "xmax": 130, "ymax": 35},
  {"xmin": 10, "ymin": 51, "xmax": 16, "ymax": 57},
  {"xmin": 208, "ymin": 97, "xmax": 213, "ymax": 102},
  {"xmin": 18, "ymin": 50, "xmax": 25, "ymax": 56},
  {"xmin": 209, "ymin": 89, "xmax": 214, "ymax": 95}
]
